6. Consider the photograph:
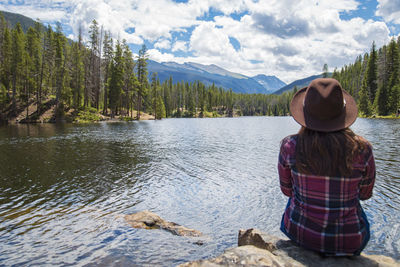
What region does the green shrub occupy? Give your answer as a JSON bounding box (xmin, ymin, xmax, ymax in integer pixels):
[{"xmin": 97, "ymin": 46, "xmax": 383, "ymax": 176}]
[
  {"xmin": 74, "ymin": 107, "xmax": 102, "ymax": 123},
  {"xmin": 120, "ymin": 116, "xmax": 135, "ymax": 121}
]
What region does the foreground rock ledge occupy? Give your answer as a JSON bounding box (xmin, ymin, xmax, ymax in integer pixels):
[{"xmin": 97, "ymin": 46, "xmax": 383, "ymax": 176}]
[
  {"xmin": 124, "ymin": 210, "xmax": 202, "ymax": 237},
  {"xmin": 179, "ymin": 228, "xmax": 399, "ymax": 267}
]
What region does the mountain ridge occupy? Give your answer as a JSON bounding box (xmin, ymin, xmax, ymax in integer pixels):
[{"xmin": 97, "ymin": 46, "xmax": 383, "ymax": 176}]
[
  {"xmin": 2, "ymin": 9, "xmax": 289, "ymax": 94},
  {"xmin": 147, "ymin": 60, "xmax": 286, "ymax": 94},
  {"xmin": 273, "ymin": 74, "xmax": 323, "ymax": 94},
  {"xmin": 1, "ymin": 10, "xmax": 39, "ymax": 32}
]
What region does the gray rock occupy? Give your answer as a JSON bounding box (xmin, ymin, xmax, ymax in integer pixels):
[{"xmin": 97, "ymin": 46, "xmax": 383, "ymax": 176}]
[
  {"xmin": 179, "ymin": 228, "xmax": 399, "ymax": 267},
  {"xmin": 124, "ymin": 210, "xmax": 203, "ymax": 237}
]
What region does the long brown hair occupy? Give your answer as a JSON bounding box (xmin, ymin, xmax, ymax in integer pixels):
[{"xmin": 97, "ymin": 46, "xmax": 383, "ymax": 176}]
[{"xmin": 295, "ymin": 127, "xmax": 367, "ymax": 177}]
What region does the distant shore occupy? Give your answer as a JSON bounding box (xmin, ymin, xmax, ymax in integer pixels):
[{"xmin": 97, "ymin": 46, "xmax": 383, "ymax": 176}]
[{"xmin": 1, "ymin": 98, "xmax": 398, "ymax": 125}]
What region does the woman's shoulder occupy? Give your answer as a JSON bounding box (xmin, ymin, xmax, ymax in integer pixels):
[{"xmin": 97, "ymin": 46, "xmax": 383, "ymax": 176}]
[
  {"xmin": 354, "ymin": 135, "xmax": 374, "ymax": 158},
  {"xmin": 355, "ymin": 135, "xmax": 373, "ymax": 149},
  {"xmin": 281, "ymin": 134, "xmax": 298, "ymax": 144},
  {"xmin": 280, "ymin": 134, "xmax": 298, "ymax": 152}
]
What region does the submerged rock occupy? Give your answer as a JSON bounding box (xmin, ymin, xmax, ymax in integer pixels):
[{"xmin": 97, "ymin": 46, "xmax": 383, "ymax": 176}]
[
  {"xmin": 180, "ymin": 228, "xmax": 399, "ymax": 267},
  {"xmin": 124, "ymin": 210, "xmax": 202, "ymax": 237}
]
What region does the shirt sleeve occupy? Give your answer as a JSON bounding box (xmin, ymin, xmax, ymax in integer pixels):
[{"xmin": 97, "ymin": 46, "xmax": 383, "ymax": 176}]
[
  {"xmin": 278, "ymin": 137, "xmax": 293, "ymax": 197},
  {"xmin": 359, "ymin": 145, "xmax": 376, "ymax": 200}
]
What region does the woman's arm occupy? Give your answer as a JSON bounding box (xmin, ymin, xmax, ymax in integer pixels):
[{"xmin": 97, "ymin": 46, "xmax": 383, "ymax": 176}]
[
  {"xmin": 278, "ymin": 138, "xmax": 293, "ymax": 197},
  {"xmin": 359, "ymin": 145, "xmax": 376, "ymax": 200}
]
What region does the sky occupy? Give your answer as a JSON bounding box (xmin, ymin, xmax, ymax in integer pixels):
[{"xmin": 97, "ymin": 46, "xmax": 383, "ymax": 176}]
[{"xmin": 1, "ymin": 0, "xmax": 400, "ymax": 84}]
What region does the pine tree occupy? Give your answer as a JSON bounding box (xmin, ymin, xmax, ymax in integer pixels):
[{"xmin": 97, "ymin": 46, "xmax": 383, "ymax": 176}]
[
  {"xmin": 43, "ymin": 25, "xmax": 55, "ymax": 98},
  {"xmin": 322, "ymin": 63, "xmax": 328, "ymax": 78},
  {"xmin": 375, "ymin": 45, "xmax": 389, "ymax": 115},
  {"xmin": 358, "ymin": 81, "xmax": 372, "ymax": 116},
  {"xmin": 155, "ymin": 95, "xmax": 166, "ymax": 119},
  {"xmin": 102, "ymin": 31, "xmax": 113, "ymax": 115},
  {"xmin": 122, "ymin": 40, "xmax": 136, "ymax": 117},
  {"xmin": 71, "ymin": 26, "xmax": 84, "ymax": 109},
  {"xmin": 387, "ymin": 39, "xmax": 400, "ymax": 113},
  {"xmin": 54, "ymin": 22, "xmax": 66, "ymax": 117},
  {"xmin": 11, "ymin": 23, "xmax": 25, "ymax": 115},
  {"xmin": 136, "ymin": 44, "xmax": 148, "ymax": 120},
  {"xmin": 0, "ymin": 13, "xmax": 7, "ymax": 109},
  {"xmin": 0, "ymin": 12, "xmax": 4, "ymax": 58},
  {"xmin": 187, "ymin": 84, "xmax": 195, "ymax": 117},
  {"xmin": 151, "ymin": 72, "xmax": 158, "ymax": 118},
  {"xmin": 87, "ymin": 19, "xmax": 100, "ymax": 109},
  {"xmin": 198, "ymin": 82, "xmax": 205, "ymax": 117},
  {"xmin": 25, "ymin": 26, "xmax": 41, "ymax": 118},
  {"xmin": 365, "ymin": 42, "xmax": 378, "ymax": 103},
  {"xmin": 163, "ymin": 76, "xmax": 172, "ymax": 117},
  {"xmin": 1, "ymin": 23, "xmax": 11, "ymax": 103},
  {"xmin": 108, "ymin": 40, "xmax": 124, "ymax": 118}
]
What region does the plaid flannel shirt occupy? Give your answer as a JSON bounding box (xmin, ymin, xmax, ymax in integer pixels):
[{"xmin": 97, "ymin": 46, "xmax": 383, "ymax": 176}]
[{"xmin": 278, "ymin": 135, "xmax": 376, "ymax": 255}]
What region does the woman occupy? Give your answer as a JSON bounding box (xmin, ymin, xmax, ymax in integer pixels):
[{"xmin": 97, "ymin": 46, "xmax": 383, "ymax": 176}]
[{"xmin": 278, "ymin": 78, "xmax": 376, "ymax": 256}]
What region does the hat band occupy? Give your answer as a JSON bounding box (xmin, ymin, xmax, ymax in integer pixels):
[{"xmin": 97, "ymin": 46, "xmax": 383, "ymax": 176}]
[
  {"xmin": 302, "ymin": 98, "xmax": 346, "ymax": 121},
  {"xmin": 302, "ymin": 98, "xmax": 346, "ymax": 108}
]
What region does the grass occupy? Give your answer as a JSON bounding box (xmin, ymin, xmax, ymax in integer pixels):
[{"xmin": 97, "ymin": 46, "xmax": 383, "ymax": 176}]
[
  {"xmin": 359, "ymin": 113, "xmax": 400, "ymax": 119},
  {"xmin": 73, "ymin": 107, "xmax": 103, "ymax": 123},
  {"xmin": 202, "ymin": 111, "xmax": 221, "ymax": 118},
  {"xmin": 120, "ymin": 116, "xmax": 135, "ymax": 121}
]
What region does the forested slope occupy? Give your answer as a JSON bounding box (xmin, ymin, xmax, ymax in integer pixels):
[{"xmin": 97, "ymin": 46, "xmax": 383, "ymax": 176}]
[{"xmin": 0, "ymin": 11, "xmax": 294, "ymax": 123}]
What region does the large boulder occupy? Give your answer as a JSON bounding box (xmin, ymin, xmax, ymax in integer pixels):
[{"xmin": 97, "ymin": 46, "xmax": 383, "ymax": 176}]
[
  {"xmin": 124, "ymin": 210, "xmax": 202, "ymax": 237},
  {"xmin": 179, "ymin": 228, "xmax": 399, "ymax": 267}
]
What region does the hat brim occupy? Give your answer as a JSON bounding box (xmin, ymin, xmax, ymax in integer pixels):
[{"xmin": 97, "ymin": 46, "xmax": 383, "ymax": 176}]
[{"xmin": 290, "ymin": 87, "xmax": 358, "ymax": 132}]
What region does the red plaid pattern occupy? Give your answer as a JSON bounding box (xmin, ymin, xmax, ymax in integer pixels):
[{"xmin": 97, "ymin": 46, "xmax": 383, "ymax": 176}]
[{"xmin": 278, "ymin": 135, "xmax": 376, "ymax": 255}]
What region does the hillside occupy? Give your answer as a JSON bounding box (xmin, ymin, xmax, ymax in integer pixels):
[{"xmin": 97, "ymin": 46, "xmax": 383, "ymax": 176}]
[
  {"xmin": 147, "ymin": 60, "xmax": 286, "ymax": 94},
  {"xmin": 274, "ymin": 74, "xmax": 323, "ymax": 94},
  {"xmin": 252, "ymin": 74, "xmax": 287, "ymax": 94},
  {"xmin": 1, "ymin": 10, "xmax": 38, "ymax": 32},
  {"xmin": 1, "ymin": 10, "xmax": 287, "ymax": 95}
]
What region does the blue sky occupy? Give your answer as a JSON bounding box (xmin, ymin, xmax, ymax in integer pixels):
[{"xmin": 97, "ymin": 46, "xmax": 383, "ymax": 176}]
[{"xmin": 1, "ymin": 0, "xmax": 400, "ymax": 83}]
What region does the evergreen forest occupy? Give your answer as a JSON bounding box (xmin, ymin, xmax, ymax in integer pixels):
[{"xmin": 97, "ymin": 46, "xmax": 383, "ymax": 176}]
[
  {"xmin": 333, "ymin": 38, "xmax": 400, "ymax": 117},
  {"xmin": 0, "ymin": 12, "xmax": 399, "ymax": 123}
]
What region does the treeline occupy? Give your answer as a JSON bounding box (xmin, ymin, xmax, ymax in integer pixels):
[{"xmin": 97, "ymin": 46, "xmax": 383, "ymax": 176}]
[
  {"xmin": 332, "ymin": 38, "xmax": 400, "ymax": 116},
  {"xmin": 0, "ymin": 13, "xmax": 294, "ymax": 121},
  {"xmin": 151, "ymin": 76, "xmax": 293, "ymax": 118}
]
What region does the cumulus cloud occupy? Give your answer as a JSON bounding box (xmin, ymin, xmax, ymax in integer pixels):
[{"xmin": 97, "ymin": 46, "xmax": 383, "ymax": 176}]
[
  {"xmin": 0, "ymin": 3, "xmax": 67, "ymax": 22},
  {"xmin": 0, "ymin": 0, "xmax": 396, "ymax": 83},
  {"xmin": 147, "ymin": 49, "xmax": 178, "ymax": 63},
  {"xmin": 155, "ymin": 39, "xmax": 172, "ymax": 50},
  {"xmin": 172, "ymin": 41, "xmax": 188, "ymax": 52},
  {"xmin": 376, "ymin": 0, "xmax": 400, "ymax": 24},
  {"xmin": 190, "ymin": 21, "xmax": 238, "ymax": 59},
  {"xmin": 252, "ymin": 13, "xmax": 311, "ymax": 38}
]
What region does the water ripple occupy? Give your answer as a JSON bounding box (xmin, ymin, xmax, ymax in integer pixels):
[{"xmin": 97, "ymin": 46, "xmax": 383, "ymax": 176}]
[{"xmin": 0, "ymin": 117, "xmax": 399, "ymax": 266}]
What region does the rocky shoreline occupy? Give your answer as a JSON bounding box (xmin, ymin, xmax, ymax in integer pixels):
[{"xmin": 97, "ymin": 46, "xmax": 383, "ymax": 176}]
[
  {"xmin": 180, "ymin": 229, "xmax": 399, "ymax": 267},
  {"xmin": 125, "ymin": 211, "xmax": 399, "ymax": 267}
]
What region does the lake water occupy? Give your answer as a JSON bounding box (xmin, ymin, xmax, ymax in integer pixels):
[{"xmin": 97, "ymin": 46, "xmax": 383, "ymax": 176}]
[{"xmin": 0, "ymin": 117, "xmax": 399, "ymax": 266}]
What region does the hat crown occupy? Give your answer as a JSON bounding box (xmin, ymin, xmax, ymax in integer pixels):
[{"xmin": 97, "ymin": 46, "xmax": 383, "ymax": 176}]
[{"xmin": 303, "ymin": 78, "xmax": 344, "ymax": 121}]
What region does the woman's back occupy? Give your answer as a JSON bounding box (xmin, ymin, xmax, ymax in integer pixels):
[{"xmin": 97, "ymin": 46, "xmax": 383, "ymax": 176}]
[
  {"xmin": 278, "ymin": 78, "xmax": 376, "ymax": 256},
  {"xmin": 279, "ymin": 134, "xmax": 375, "ymax": 255}
]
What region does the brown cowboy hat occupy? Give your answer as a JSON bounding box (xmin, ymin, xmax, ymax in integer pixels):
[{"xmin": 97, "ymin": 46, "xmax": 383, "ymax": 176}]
[{"xmin": 290, "ymin": 78, "xmax": 358, "ymax": 132}]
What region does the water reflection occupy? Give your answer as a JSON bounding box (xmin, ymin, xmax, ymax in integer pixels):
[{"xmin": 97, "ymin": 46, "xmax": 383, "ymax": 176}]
[{"xmin": 0, "ymin": 117, "xmax": 399, "ymax": 266}]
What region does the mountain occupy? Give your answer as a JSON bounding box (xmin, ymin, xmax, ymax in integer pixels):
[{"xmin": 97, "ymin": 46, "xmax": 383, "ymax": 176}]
[
  {"xmin": 252, "ymin": 74, "xmax": 287, "ymax": 94},
  {"xmin": 2, "ymin": 10, "xmax": 287, "ymax": 94},
  {"xmin": 1, "ymin": 10, "xmax": 38, "ymax": 32},
  {"xmin": 148, "ymin": 60, "xmax": 286, "ymax": 94},
  {"xmin": 274, "ymin": 74, "xmax": 323, "ymax": 95}
]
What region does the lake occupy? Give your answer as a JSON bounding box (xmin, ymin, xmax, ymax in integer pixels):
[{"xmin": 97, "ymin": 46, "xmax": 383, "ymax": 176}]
[{"xmin": 0, "ymin": 117, "xmax": 399, "ymax": 266}]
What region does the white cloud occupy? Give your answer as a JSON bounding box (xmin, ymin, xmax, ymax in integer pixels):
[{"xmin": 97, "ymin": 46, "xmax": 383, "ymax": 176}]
[
  {"xmin": 172, "ymin": 41, "xmax": 188, "ymax": 52},
  {"xmin": 0, "ymin": 0, "xmax": 396, "ymax": 84},
  {"xmin": 0, "ymin": 4, "xmax": 67, "ymax": 22},
  {"xmin": 376, "ymin": 0, "xmax": 400, "ymax": 24},
  {"xmin": 155, "ymin": 39, "xmax": 172, "ymax": 50},
  {"xmin": 190, "ymin": 21, "xmax": 237, "ymax": 57},
  {"xmin": 148, "ymin": 49, "xmax": 178, "ymax": 63}
]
